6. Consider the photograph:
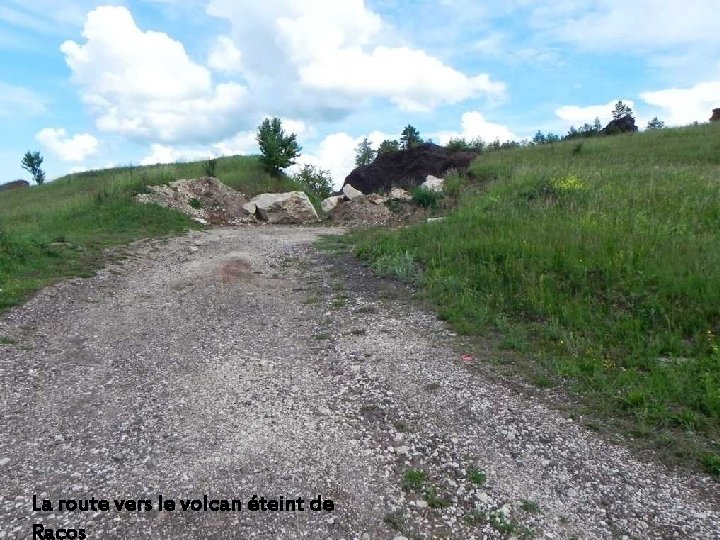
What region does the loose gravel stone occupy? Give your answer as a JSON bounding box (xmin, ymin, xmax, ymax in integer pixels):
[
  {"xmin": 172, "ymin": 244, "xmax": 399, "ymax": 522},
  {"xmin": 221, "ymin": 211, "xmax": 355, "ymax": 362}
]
[{"xmin": 0, "ymin": 226, "xmax": 718, "ymax": 540}]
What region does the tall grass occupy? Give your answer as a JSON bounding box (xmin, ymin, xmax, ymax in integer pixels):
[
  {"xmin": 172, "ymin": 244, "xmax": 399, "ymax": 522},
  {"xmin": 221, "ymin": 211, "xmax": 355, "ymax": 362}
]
[
  {"xmin": 0, "ymin": 155, "xmax": 298, "ymax": 309},
  {"xmin": 354, "ymin": 122, "xmax": 720, "ymax": 474}
]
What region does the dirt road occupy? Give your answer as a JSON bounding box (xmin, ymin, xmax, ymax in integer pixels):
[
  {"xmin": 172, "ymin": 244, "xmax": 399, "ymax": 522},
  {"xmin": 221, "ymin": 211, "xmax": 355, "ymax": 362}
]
[{"xmin": 1, "ymin": 226, "xmax": 718, "ymax": 539}]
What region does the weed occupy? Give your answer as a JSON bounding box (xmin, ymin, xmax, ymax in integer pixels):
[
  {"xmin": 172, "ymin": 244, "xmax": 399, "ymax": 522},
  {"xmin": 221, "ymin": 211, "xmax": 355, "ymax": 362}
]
[
  {"xmin": 520, "ymin": 500, "xmax": 541, "ymax": 514},
  {"xmin": 370, "ymin": 251, "xmax": 419, "ymax": 282},
  {"xmin": 350, "ymin": 328, "xmax": 367, "ymax": 336},
  {"xmin": 394, "ymin": 420, "xmax": 412, "ymax": 433},
  {"xmin": 410, "ymin": 186, "xmax": 443, "ymax": 209},
  {"xmin": 314, "ymin": 333, "xmax": 332, "ymax": 341},
  {"xmin": 188, "ymin": 197, "xmax": 203, "ymax": 209},
  {"xmin": 383, "ymin": 510, "xmax": 405, "ymax": 531},
  {"xmin": 468, "ymin": 468, "xmax": 487, "ymax": 486},
  {"xmin": 0, "ymin": 336, "xmax": 17, "ymax": 345},
  {"xmin": 423, "ymin": 487, "xmax": 451, "ymax": 508},
  {"xmin": 401, "ymin": 469, "xmax": 427, "ymax": 492},
  {"xmin": 701, "ymin": 453, "xmax": 720, "ymax": 476},
  {"xmin": 203, "ymin": 158, "xmax": 218, "ymax": 177}
]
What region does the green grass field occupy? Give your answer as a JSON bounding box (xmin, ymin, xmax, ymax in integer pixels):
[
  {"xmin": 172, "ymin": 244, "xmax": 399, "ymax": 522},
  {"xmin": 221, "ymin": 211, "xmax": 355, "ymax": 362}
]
[
  {"xmin": 352, "ymin": 122, "xmax": 720, "ymax": 475},
  {"xmin": 0, "ymin": 155, "xmax": 298, "ymax": 310}
]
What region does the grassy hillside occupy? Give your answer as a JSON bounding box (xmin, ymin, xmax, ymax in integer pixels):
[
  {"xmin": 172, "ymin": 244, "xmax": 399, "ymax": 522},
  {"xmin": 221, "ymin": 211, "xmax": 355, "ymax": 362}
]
[
  {"xmin": 352, "ymin": 122, "xmax": 720, "ymax": 475},
  {"xmin": 0, "ymin": 155, "xmax": 298, "ymax": 310}
]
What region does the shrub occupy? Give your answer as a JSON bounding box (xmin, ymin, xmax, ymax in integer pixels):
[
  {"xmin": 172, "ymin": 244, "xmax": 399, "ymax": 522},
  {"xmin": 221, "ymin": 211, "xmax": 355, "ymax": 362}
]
[
  {"xmin": 292, "ymin": 164, "xmax": 333, "ymax": 200},
  {"xmin": 203, "ymin": 158, "xmax": 218, "ymax": 177},
  {"xmin": 410, "ymin": 186, "xmax": 443, "ymax": 209}
]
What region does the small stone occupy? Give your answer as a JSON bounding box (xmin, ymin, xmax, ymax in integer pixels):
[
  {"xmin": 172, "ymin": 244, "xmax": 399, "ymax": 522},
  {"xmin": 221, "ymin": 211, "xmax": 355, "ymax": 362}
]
[
  {"xmin": 416, "ymin": 500, "xmax": 428, "ymax": 509},
  {"xmin": 0, "ymin": 457, "xmax": 10, "ymax": 466}
]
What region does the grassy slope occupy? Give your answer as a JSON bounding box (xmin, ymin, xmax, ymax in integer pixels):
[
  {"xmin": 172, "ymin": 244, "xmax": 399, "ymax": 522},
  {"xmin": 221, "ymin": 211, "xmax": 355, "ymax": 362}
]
[
  {"xmin": 353, "ymin": 123, "xmax": 720, "ymax": 474},
  {"xmin": 0, "ymin": 155, "xmax": 299, "ymax": 310}
]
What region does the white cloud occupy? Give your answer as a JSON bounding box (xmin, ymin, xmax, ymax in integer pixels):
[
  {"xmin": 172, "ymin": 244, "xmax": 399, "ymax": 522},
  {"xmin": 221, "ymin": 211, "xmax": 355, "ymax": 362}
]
[
  {"xmin": 207, "ymin": 0, "xmax": 505, "ymax": 113},
  {"xmin": 140, "ymin": 144, "xmax": 216, "ymax": 166},
  {"xmin": 211, "ymin": 131, "xmax": 257, "ymax": 157},
  {"xmin": 641, "ymin": 81, "xmax": 720, "ymax": 125},
  {"xmin": 299, "ymin": 47, "xmax": 506, "ymax": 112},
  {"xmin": 36, "ymin": 128, "xmax": 99, "ymax": 162},
  {"xmin": 433, "ymin": 111, "xmax": 519, "ymax": 145},
  {"xmin": 61, "ymin": 6, "xmax": 249, "ymax": 143},
  {"xmin": 533, "ymin": 0, "xmax": 720, "ymax": 52},
  {"xmin": 0, "ymin": 82, "xmax": 45, "ymax": 117},
  {"xmin": 554, "ymin": 100, "xmax": 633, "ymax": 126},
  {"xmin": 208, "ymin": 36, "xmax": 243, "ymax": 73}
]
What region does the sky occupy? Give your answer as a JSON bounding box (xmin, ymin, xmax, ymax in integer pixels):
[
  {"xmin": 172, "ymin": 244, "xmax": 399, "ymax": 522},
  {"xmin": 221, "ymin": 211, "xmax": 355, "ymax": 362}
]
[{"xmin": 2, "ymin": 0, "xmax": 719, "ymax": 188}]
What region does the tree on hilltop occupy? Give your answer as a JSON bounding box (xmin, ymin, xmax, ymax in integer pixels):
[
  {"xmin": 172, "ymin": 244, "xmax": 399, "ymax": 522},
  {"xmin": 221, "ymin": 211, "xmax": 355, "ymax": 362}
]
[{"xmin": 256, "ymin": 117, "xmax": 301, "ymax": 174}]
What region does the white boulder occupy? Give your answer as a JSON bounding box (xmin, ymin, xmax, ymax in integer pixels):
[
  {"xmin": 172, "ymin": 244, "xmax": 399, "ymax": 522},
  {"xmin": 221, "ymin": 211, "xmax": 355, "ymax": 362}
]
[
  {"xmin": 342, "ymin": 183, "xmax": 364, "ymax": 200},
  {"xmin": 422, "ymin": 175, "xmax": 445, "ymax": 192},
  {"xmin": 250, "ymin": 191, "xmax": 318, "ymax": 224},
  {"xmin": 388, "ymin": 187, "xmax": 413, "ymax": 201},
  {"xmin": 321, "ymin": 195, "xmax": 343, "ymax": 213}
]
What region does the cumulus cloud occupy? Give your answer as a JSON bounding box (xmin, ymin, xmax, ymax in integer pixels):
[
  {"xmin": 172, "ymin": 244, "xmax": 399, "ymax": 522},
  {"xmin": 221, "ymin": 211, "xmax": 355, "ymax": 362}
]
[
  {"xmin": 207, "ymin": 0, "xmax": 505, "ymax": 113},
  {"xmin": 432, "ymin": 111, "xmax": 519, "ymax": 145},
  {"xmin": 36, "ymin": 128, "xmax": 99, "ymax": 161},
  {"xmin": 61, "ymin": 6, "xmax": 249, "ymax": 144},
  {"xmin": 641, "ymin": 81, "xmax": 720, "ymax": 125},
  {"xmin": 554, "ymin": 100, "xmax": 634, "ymax": 125},
  {"xmin": 208, "ymin": 36, "xmax": 243, "ymax": 74},
  {"xmin": 140, "ymin": 144, "xmax": 216, "ymax": 166}
]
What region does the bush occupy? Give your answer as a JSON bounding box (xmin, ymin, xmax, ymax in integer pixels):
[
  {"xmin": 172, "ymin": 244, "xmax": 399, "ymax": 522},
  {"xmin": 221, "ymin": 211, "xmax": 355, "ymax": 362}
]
[
  {"xmin": 203, "ymin": 158, "xmax": 218, "ymax": 177},
  {"xmin": 410, "ymin": 186, "xmax": 443, "ymax": 209},
  {"xmin": 292, "ymin": 164, "xmax": 333, "ymax": 200}
]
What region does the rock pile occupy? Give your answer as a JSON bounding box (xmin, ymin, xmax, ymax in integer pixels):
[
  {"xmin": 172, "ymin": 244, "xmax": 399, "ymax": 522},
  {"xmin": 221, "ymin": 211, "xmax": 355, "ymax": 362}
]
[
  {"xmin": 136, "ymin": 177, "xmax": 319, "ymax": 225},
  {"xmin": 136, "ymin": 177, "xmax": 255, "ymax": 225},
  {"xmin": 710, "ymin": 108, "xmax": 720, "ymax": 122}
]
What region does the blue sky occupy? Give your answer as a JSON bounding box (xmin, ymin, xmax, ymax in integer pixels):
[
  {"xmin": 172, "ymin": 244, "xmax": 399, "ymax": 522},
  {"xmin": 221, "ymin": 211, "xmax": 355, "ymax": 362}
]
[{"xmin": 2, "ymin": 0, "xmax": 719, "ymax": 187}]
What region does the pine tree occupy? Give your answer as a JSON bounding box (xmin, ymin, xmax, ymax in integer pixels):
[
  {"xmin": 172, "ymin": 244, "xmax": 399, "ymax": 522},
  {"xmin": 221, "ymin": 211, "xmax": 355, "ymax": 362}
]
[
  {"xmin": 354, "ymin": 138, "xmax": 376, "ymax": 166},
  {"xmin": 399, "ymin": 125, "xmax": 422, "ymax": 150}
]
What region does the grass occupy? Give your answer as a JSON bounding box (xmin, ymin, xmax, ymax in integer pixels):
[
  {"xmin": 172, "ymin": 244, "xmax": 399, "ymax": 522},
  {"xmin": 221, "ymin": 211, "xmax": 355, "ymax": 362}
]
[
  {"xmin": 0, "ymin": 155, "xmax": 300, "ymax": 311},
  {"xmin": 351, "ymin": 122, "xmax": 720, "ymax": 475}
]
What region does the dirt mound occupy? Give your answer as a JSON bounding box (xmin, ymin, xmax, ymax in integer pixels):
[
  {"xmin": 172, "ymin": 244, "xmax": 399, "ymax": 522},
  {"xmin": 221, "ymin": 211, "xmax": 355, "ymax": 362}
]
[
  {"xmin": 329, "ymin": 197, "xmax": 392, "ymax": 225},
  {"xmin": 344, "ymin": 143, "xmax": 476, "ymax": 194},
  {"xmin": 136, "ymin": 177, "xmax": 255, "ymax": 225},
  {"xmin": 0, "ymin": 179, "xmax": 29, "ymax": 192}
]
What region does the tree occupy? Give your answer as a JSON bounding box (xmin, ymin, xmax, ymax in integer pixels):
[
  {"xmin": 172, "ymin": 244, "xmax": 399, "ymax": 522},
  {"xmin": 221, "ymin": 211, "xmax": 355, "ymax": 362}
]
[
  {"xmin": 612, "ymin": 100, "xmax": 634, "ymax": 120},
  {"xmin": 593, "ymin": 117, "xmax": 603, "ymax": 132},
  {"xmin": 377, "ymin": 139, "xmax": 400, "ymax": 155},
  {"xmin": 21, "ymin": 151, "xmax": 45, "ymax": 185},
  {"xmin": 532, "ymin": 130, "xmax": 547, "ymax": 145},
  {"xmin": 399, "ymin": 125, "xmax": 422, "ymax": 150},
  {"xmin": 647, "ymin": 117, "xmax": 665, "ymax": 130},
  {"xmin": 354, "ymin": 138, "xmax": 375, "ymax": 167},
  {"xmin": 292, "ymin": 164, "xmax": 333, "ymax": 200},
  {"xmin": 256, "ymin": 117, "xmax": 301, "ymax": 174}
]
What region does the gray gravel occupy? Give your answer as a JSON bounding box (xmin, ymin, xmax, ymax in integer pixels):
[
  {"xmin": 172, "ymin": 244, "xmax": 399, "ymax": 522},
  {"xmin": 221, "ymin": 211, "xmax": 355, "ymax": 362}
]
[{"xmin": 0, "ymin": 226, "xmax": 718, "ymax": 540}]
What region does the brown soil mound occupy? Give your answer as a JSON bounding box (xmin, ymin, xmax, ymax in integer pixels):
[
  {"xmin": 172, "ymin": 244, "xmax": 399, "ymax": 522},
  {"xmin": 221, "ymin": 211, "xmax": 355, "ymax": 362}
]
[{"xmin": 344, "ymin": 143, "xmax": 476, "ymax": 194}]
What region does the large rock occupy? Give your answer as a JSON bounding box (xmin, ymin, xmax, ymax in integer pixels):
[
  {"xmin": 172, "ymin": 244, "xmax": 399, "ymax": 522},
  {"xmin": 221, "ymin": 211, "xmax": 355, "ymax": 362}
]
[
  {"xmin": 250, "ymin": 191, "xmax": 318, "ymax": 224},
  {"xmin": 389, "ymin": 187, "xmax": 412, "ymax": 201},
  {"xmin": 342, "ymin": 183, "xmax": 364, "ymax": 200},
  {"xmin": 344, "ymin": 143, "xmax": 476, "ymax": 194},
  {"xmin": 601, "ymin": 116, "xmax": 638, "ymax": 135},
  {"xmin": 710, "ymin": 108, "xmax": 720, "ymax": 122},
  {"xmin": 0, "ymin": 179, "xmax": 30, "ymax": 192},
  {"xmin": 422, "ymin": 175, "xmax": 444, "ymax": 192},
  {"xmin": 321, "ymin": 195, "xmax": 343, "ymax": 213}
]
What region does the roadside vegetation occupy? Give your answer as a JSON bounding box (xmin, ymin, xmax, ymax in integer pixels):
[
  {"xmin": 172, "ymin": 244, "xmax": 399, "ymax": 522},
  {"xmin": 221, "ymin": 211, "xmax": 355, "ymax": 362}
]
[
  {"xmin": 0, "ymin": 155, "xmax": 297, "ymax": 310},
  {"xmin": 350, "ymin": 121, "xmax": 720, "ymax": 475}
]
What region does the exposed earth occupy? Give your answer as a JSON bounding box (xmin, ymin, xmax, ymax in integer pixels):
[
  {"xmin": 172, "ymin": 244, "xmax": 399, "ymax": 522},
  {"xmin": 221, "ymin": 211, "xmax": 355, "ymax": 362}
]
[{"xmin": 0, "ymin": 226, "xmax": 718, "ymax": 539}]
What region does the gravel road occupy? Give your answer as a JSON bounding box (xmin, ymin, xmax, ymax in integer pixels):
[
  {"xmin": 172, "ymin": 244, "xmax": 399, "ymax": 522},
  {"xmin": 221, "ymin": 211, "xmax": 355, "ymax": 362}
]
[{"xmin": 0, "ymin": 226, "xmax": 718, "ymax": 540}]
